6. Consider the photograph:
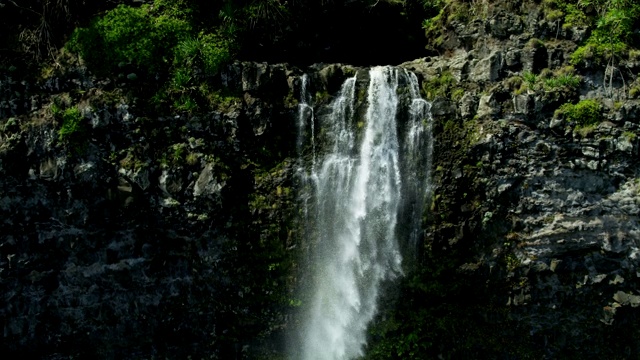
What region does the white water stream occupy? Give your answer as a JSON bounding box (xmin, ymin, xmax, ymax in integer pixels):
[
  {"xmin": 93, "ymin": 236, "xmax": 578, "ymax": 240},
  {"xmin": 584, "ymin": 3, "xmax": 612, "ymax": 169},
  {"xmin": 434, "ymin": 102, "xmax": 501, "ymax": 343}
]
[{"xmin": 292, "ymin": 66, "xmax": 432, "ymax": 360}]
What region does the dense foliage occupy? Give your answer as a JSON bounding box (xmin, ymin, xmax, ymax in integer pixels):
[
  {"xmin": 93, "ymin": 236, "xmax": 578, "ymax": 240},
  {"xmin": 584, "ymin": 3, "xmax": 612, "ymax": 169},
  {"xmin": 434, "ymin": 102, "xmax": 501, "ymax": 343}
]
[
  {"xmin": 66, "ymin": 3, "xmax": 192, "ymax": 74},
  {"xmin": 1, "ymin": 0, "xmax": 438, "ymax": 66},
  {"xmin": 1, "ymin": 0, "xmax": 438, "ymax": 112},
  {"xmin": 541, "ymin": 0, "xmax": 640, "ymax": 66}
]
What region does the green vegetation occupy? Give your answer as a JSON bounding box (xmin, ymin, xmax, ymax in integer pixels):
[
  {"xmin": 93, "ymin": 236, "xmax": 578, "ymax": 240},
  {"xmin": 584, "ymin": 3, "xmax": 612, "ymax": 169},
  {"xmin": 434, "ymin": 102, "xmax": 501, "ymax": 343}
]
[
  {"xmin": 2, "ymin": 117, "xmax": 18, "ymax": 133},
  {"xmin": 542, "ymin": 73, "xmax": 581, "ymax": 90},
  {"xmin": 521, "ymin": 71, "xmax": 539, "ymax": 91},
  {"xmin": 50, "ymin": 101, "xmax": 63, "ymax": 119},
  {"xmin": 172, "ymin": 33, "xmax": 233, "ymax": 81},
  {"xmin": 423, "ymin": 0, "xmax": 639, "ymax": 69},
  {"xmin": 623, "ymin": 131, "xmax": 637, "ymax": 141},
  {"xmin": 315, "ymin": 90, "xmax": 331, "ymax": 103},
  {"xmin": 505, "ymin": 252, "xmax": 520, "ymax": 272},
  {"xmin": 543, "ymin": 0, "xmax": 591, "ymax": 29},
  {"xmin": 542, "ymin": 0, "xmax": 640, "ymax": 98},
  {"xmin": 173, "ymin": 95, "xmax": 198, "ymax": 113},
  {"xmin": 64, "ymin": 0, "xmax": 444, "ymax": 114},
  {"xmin": 516, "ymin": 67, "xmax": 581, "ymax": 96},
  {"xmin": 628, "ymin": 77, "xmax": 640, "ymax": 98},
  {"xmin": 64, "ymin": 0, "xmax": 238, "ymax": 109},
  {"xmin": 568, "ymin": 0, "xmax": 640, "ymax": 66},
  {"xmin": 526, "ymin": 38, "xmax": 545, "ymax": 50},
  {"xmin": 57, "ymin": 106, "xmax": 84, "ymax": 142},
  {"xmin": 421, "ymin": 0, "xmax": 455, "ymax": 50},
  {"xmin": 421, "ymin": 71, "xmax": 461, "ymax": 100},
  {"xmin": 64, "ymin": 0, "xmax": 238, "ymax": 113},
  {"xmin": 55, "ymin": 105, "xmax": 89, "ymax": 154},
  {"xmin": 554, "ymin": 99, "xmax": 602, "ymax": 136},
  {"xmin": 66, "ymin": 3, "xmax": 192, "ymax": 74},
  {"xmin": 205, "ymin": 88, "xmax": 242, "ymax": 111},
  {"xmin": 555, "ymin": 99, "xmax": 601, "ymax": 126}
]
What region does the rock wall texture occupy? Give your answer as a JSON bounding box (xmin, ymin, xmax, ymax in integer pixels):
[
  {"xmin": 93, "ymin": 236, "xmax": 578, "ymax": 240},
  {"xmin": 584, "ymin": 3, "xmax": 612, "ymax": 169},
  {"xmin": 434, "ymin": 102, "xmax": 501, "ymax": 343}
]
[
  {"xmin": 1, "ymin": 0, "xmax": 640, "ymax": 359},
  {"xmin": 366, "ymin": 1, "xmax": 640, "ymax": 357},
  {"xmin": 0, "ymin": 61, "xmax": 310, "ymax": 358}
]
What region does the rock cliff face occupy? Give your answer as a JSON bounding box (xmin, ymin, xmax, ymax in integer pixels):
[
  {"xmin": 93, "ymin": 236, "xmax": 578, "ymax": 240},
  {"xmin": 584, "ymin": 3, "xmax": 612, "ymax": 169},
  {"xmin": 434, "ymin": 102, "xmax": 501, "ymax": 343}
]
[
  {"xmin": 0, "ymin": 61, "xmax": 308, "ymax": 358},
  {"xmin": 1, "ymin": 0, "xmax": 640, "ymax": 358},
  {"xmin": 368, "ymin": 1, "xmax": 640, "ymax": 356}
]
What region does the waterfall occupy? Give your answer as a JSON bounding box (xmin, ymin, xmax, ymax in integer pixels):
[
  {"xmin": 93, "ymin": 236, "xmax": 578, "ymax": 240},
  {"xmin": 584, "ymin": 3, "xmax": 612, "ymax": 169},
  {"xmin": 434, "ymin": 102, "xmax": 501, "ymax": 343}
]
[
  {"xmin": 297, "ymin": 74, "xmax": 316, "ymax": 167},
  {"xmin": 291, "ymin": 66, "xmax": 432, "ymax": 360}
]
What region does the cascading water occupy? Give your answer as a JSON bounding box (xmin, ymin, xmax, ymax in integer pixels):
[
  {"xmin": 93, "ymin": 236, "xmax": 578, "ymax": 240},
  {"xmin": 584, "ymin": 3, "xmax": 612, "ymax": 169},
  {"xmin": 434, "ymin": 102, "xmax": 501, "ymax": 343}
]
[{"xmin": 291, "ymin": 66, "xmax": 432, "ymax": 360}]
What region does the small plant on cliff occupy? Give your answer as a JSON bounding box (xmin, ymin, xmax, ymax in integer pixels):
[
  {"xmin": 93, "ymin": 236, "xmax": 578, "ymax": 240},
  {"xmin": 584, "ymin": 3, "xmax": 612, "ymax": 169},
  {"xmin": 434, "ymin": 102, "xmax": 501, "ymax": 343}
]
[
  {"xmin": 543, "ymin": 0, "xmax": 590, "ymax": 32},
  {"xmin": 58, "ymin": 106, "xmax": 85, "ymax": 142},
  {"xmin": 173, "ymin": 33, "xmax": 232, "ymax": 79},
  {"xmin": 627, "ymin": 72, "xmax": 640, "ymax": 98},
  {"xmin": 555, "ymin": 99, "xmax": 602, "ymax": 136},
  {"xmin": 543, "ymin": 73, "xmax": 581, "ymax": 90},
  {"xmin": 205, "ymin": 88, "xmax": 242, "ymax": 111},
  {"xmin": 421, "ymin": 71, "xmax": 457, "ymax": 100},
  {"xmin": 421, "ymin": 0, "xmax": 447, "ymax": 50},
  {"xmin": 556, "ymin": 99, "xmax": 601, "ymax": 126},
  {"xmin": 521, "ymin": 71, "xmax": 539, "ymax": 92},
  {"xmin": 174, "ymin": 95, "xmax": 198, "ymax": 113},
  {"xmin": 542, "ymin": 66, "xmax": 582, "ymax": 91},
  {"xmin": 518, "ymin": 67, "xmax": 581, "ymax": 96},
  {"xmin": 50, "ymin": 100, "xmax": 63, "ymax": 119},
  {"xmin": 166, "ymin": 32, "xmax": 234, "ymax": 111},
  {"xmin": 622, "ymin": 131, "xmax": 637, "ymax": 141}
]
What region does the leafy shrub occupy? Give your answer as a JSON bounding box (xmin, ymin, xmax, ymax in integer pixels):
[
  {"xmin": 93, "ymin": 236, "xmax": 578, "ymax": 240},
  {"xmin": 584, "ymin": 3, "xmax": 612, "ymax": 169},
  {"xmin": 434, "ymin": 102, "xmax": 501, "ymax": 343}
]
[
  {"xmin": 171, "ymin": 67, "xmax": 193, "ymax": 91},
  {"xmin": 571, "ymin": 41, "xmax": 627, "ymax": 66},
  {"xmin": 570, "ymin": 0, "xmax": 640, "ymax": 66},
  {"xmin": 163, "ymin": 32, "xmax": 234, "ymax": 112},
  {"xmin": 66, "ymin": 0, "xmax": 238, "ymax": 113},
  {"xmin": 153, "ymin": 0, "xmax": 194, "ymax": 20},
  {"xmin": 174, "ymin": 33, "xmax": 233, "ymax": 77},
  {"xmin": 66, "ymin": 2, "xmax": 191, "ymax": 74},
  {"xmin": 555, "ymin": 99, "xmax": 601, "ymax": 127},
  {"xmin": 623, "ymin": 131, "xmax": 637, "ymax": 141},
  {"xmin": 546, "ymin": 8, "xmax": 564, "ymax": 22},
  {"xmin": 422, "ymin": 6, "xmax": 446, "ymax": 49},
  {"xmin": 526, "ymin": 38, "xmax": 545, "ymax": 49},
  {"xmin": 199, "ymin": 33, "xmax": 232, "ymax": 76},
  {"xmin": 542, "ymin": 0, "xmax": 640, "ymax": 66},
  {"xmin": 50, "ymin": 100, "xmax": 63, "ymax": 119},
  {"xmin": 244, "ymin": 0, "xmax": 288, "ymax": 30},
  {"xmin": 543, "ymin": 0, "xmax": 591, "ymax": 28},
  {"xmin": 563, "ymin": 3, "xmax": 590, "ymax": 28}
]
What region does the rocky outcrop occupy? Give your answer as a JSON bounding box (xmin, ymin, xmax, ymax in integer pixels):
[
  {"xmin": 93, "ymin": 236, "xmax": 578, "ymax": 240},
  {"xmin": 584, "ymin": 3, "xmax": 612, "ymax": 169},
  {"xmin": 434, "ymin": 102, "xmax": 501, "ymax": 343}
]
[
  {"xmin": 380, "ymin": 2, "xmax": 640, "ymax": 357},
  {"xmin": 0, "ymin": 61, "xmax": 320, "ymax": 358}
]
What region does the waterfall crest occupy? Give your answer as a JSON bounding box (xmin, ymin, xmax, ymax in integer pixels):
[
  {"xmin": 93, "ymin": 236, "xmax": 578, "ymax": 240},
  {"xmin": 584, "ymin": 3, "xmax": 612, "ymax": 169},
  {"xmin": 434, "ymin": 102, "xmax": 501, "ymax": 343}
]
[{"xmin": 292, "ymin": 66, "xmax": 432, "ymax": 360}]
